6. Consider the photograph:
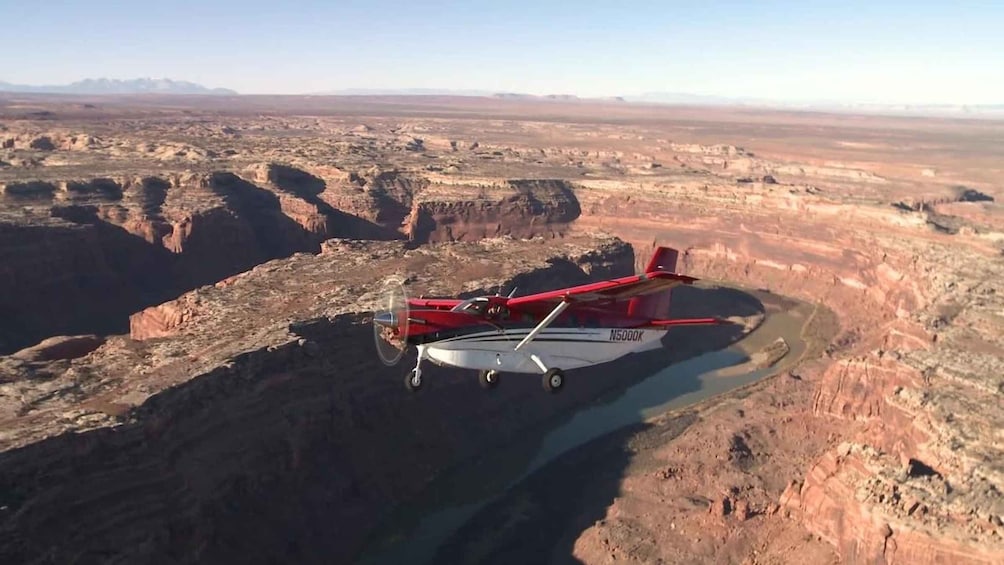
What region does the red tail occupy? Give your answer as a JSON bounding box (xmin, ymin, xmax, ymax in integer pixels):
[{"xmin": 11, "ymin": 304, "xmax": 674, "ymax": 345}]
[
  {"xmin": 628, "ymin": 247, "xmax": 680, "ymax": 318},
  {"xmin": 644, "ymin": 247, "xmax": 679, "ymax": 274}
]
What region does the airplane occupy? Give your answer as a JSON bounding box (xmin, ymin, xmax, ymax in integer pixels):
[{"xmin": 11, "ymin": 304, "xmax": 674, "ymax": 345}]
[{"xmin": 371, "ymin": 246, "xmax": 722, "ymax": 393}]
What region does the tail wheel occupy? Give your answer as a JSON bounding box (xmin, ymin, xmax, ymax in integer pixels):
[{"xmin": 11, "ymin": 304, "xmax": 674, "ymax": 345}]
[
  {"xmin": 478, "ymin": 369, "xmax": 500, "ymax": 390},
  {"xmin": 542, "ymin": 368, "xmax": 565, "ymax": 393},
  {"xmin": 405, "ymin": 368, "xmax": 423, "ymax": 392}
]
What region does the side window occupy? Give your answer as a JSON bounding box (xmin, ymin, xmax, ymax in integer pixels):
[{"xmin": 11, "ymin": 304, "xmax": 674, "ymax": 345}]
[
  {"xmin": 487, "ymin": 305, "xmax": 510, "ymax": 320},
  {"xmin": 465, "ymin": 299, "xmax": 488, "ymax": 315}
]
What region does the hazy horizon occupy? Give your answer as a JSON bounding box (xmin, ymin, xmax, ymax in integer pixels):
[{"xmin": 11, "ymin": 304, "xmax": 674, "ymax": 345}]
[{"xmin": 6, "ymin": 1, "xmax": 1003, "ymax": 105}]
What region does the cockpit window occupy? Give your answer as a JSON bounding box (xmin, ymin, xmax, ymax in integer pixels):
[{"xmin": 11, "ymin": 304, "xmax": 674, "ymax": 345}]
[{"xmin": 452, "ymin": 297, "xmax": 489, "ymax": 315}]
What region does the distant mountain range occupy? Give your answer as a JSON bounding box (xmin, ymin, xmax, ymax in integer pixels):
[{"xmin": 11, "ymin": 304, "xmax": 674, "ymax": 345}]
[
  {"xmin": 319, "ymin": 88, "xmax": 776, "ymax": 105},
  {"xmin": 320, "ymin": 89, "xmax": 1003, "ymax": 116},
  {"xmin": 319, "ymin": 88, "xmax": 496, "ymax": 96},
  {"xmin": 1, "ymin": 80, "xmax": 999, "ymax": 117},
  {"xmin": 320, "ymin": 88, "xmax": 607, "ymax": 102},
  {"xmin": 0, "ymin": 78, "xmax": 237, "ymax": 95}
]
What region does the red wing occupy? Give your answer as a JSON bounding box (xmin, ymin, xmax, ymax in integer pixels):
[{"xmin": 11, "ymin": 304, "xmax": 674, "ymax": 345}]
[
  {"xmin": 409, "ymin": 298, "xmax": 462, "ymax": 310},
  {"xmin": 506, "ymin": 272, "xmax": 697, "ymax": 307}
]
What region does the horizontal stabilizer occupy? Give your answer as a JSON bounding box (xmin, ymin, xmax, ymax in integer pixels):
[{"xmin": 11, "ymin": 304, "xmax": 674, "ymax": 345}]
[{"xmin": 647, "ymin": 317, "xmax": 723, "ymax": 327}]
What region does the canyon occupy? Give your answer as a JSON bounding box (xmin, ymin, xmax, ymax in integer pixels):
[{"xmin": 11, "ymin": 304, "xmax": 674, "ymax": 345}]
[{"xmin": 0, "ymin": 94, "xmax": 1002, "ymax": 563}]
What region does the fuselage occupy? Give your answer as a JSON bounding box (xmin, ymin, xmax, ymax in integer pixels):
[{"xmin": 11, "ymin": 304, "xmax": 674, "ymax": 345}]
[
  {"xmin": 397, "ymin": 296, "xmax": 666, "ymax": 373},
  {"xmin": 374, "ymin": 246, "xmax": 716, "ymax": 391},
  {"xmin": 423, "ymin": 325, "xmax": 664, "ymax": 373}
]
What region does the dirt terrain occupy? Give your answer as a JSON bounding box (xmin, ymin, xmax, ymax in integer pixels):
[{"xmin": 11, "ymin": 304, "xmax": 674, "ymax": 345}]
[{"xmin": 0, "ymin": 94, "xmax": 1002, "ymax": 564}]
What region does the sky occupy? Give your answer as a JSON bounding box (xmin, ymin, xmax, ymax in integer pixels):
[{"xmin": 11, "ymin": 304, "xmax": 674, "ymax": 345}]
[{"xmin": 3, "ymin": 0, "xmax": 1003, "ymax": 104}]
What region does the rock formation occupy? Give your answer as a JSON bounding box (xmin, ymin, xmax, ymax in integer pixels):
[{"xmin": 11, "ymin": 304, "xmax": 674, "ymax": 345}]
[
  {"xmin": 0, "ymin": 95, "xmax": 1001, "ymax": 563},
  {"xmin": 403, "ymin": 178, "xmax": 581, "ymax": 242},
  {"xmin": 0, "ymin": 236, "xmax": 752, "ymax": 564}
]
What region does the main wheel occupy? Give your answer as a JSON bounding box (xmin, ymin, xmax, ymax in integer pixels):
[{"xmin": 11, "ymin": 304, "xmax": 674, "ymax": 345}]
[
  {"xmin": 478, "ymin": 369, "xmax": 500, "ymax": 390},
  {"xmin": 405, "ymin": 368, "xmax": 423, "ymax": 392},
  {"xmin": 542, "ymin": 368, "xmax": 565, "ymax": 394}
]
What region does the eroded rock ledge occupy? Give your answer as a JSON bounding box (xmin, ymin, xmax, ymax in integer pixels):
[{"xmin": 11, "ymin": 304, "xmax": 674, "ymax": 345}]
[
  {"xmin": 0, "ymin": 165, "xmax": 581, "ymax": 354},
  {"xmin": 0, "ymin": 236, "xmax": 751, "ymax": 564},
  {"xmin": 563, "ymin": 178, "xmax": 1004, "ymax": 563}
]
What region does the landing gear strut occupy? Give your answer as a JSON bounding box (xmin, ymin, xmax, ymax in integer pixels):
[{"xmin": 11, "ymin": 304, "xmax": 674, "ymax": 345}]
[
  {"xmin": 542, "ymin": 368, "xmax": 565, "ymax": 393},
  {"xmin": 404, "ymin": 345, "xmax": 426, "ymax": 392},
  {"xmin": 479, "ymin": 369, "xmax": 500, "ymax": 389}
]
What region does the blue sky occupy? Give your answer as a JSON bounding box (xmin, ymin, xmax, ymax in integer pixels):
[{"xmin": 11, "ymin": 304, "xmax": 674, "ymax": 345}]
[{"xmin": 3, "ymin": 0, "xmax": 1002, "ymax": 103}]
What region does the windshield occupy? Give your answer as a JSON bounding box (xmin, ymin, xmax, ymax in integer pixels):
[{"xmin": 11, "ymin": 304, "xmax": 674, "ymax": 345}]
[{"xmin": 451, "ymin": 297, "xmax": 489, "ymax": 314}]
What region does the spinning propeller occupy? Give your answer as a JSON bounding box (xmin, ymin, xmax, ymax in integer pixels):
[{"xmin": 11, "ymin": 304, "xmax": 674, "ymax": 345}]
[{"xmin": 372, "ymin": 276, "xmax": 410, "ymax": 366}]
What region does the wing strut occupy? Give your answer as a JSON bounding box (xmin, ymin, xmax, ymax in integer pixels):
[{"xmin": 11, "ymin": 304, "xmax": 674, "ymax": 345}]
[{"xmin": 513, "ymin": 299, "xmax": 571, "ymax": 352}]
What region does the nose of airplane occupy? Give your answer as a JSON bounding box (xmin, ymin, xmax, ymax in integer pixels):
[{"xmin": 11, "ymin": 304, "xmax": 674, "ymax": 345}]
[{"xmin": 374, "ymin": 311, "xmax": 398, "ymax": 329}]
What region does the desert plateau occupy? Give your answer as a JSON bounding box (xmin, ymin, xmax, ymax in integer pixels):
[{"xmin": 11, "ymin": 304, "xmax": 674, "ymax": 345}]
[{"xmin": 0, "ymin": 93, "xmax": 1002, "ymax": 565}]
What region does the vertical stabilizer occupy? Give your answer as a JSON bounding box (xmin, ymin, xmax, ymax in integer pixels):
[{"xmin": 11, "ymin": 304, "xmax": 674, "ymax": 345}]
[
  {"xmin": 630, "ymin": 247, "xmax": 681, "ymax": 318},
  {"xmin": 645, "ymin": 246, "xmax": 680, "ymax": 274}
]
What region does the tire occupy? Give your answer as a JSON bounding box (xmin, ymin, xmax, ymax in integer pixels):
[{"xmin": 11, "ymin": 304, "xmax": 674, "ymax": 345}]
[
  {"xmin": 405, "ymin": 368, "xmax": 423, "ymax": 392},
  {"xmin": 478, "ymin": 369, "xmax": 500, "ymax": 389},
  {"xmin": 542, "ymin": 368, "xmax": 565, "ymax": 393}
]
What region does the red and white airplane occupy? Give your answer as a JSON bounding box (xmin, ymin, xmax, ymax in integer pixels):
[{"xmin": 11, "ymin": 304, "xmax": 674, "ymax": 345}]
[{"xmin": 372, "ymin": 247, "xmax": 721, "ymax": 393}]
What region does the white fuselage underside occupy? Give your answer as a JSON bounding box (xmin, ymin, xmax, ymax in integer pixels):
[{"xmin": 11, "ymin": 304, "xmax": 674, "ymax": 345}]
[{"xmin": 424, "ymin": 327, "xmax": 664, "ymax": 374}]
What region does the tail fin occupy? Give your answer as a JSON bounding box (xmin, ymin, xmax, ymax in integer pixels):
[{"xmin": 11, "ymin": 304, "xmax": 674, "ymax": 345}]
[
  {"xmin": 629, "ymin": 247, "xmax": 681, "ymax": 318},
  {"xmin": 644, "ymin": 246, "xmax": 679, "ymax": 274}
]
